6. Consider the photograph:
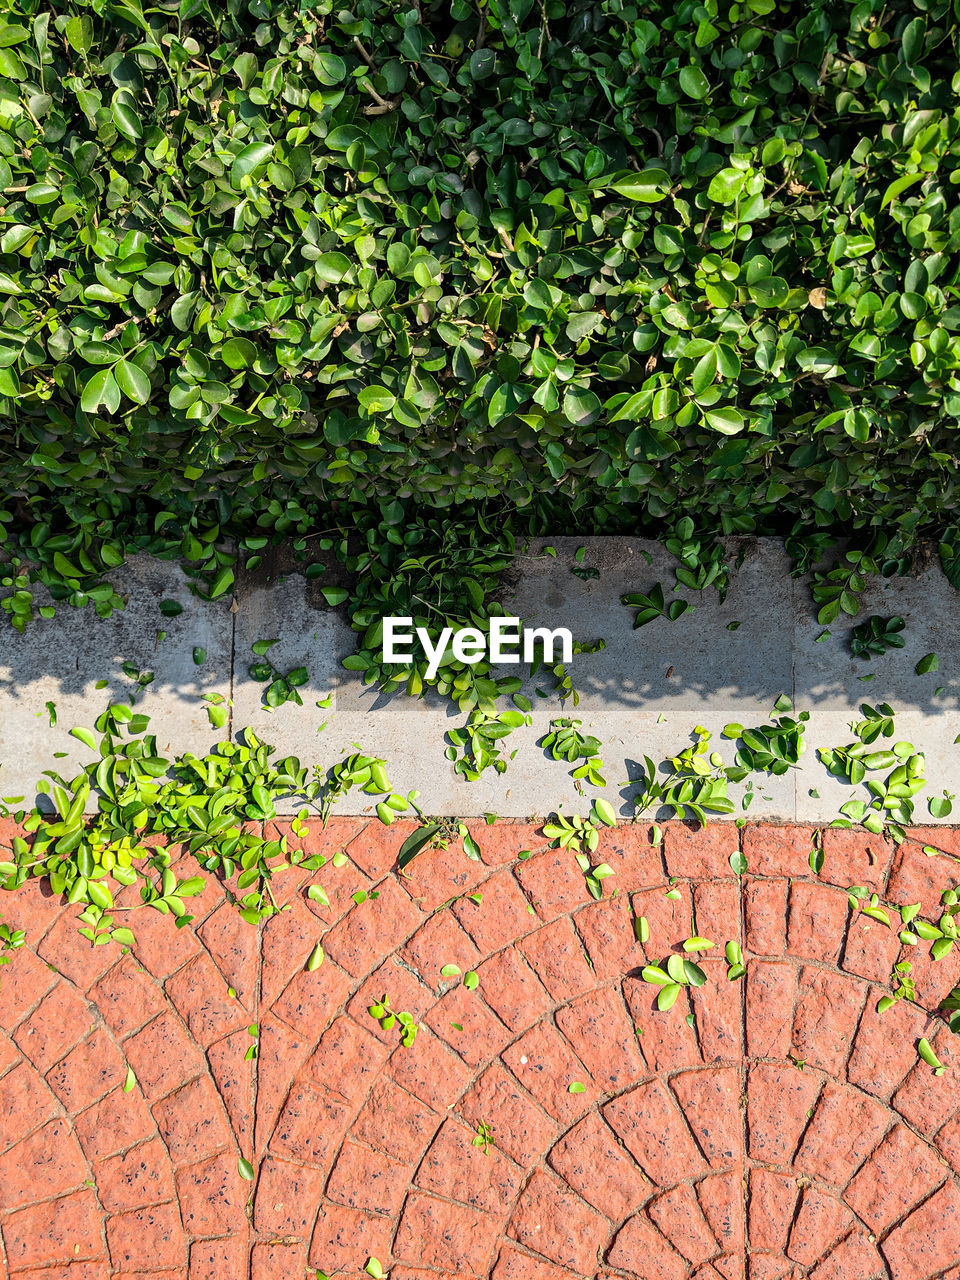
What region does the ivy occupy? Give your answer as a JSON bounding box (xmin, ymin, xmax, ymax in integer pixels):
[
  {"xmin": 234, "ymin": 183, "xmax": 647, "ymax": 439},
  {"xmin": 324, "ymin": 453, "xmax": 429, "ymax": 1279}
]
[
  {"xmin": 0, "ymin": 0, "xmax": 958, "ymax": 670},
  {"xmin": 850, "ymin": 614, "xmax": 907, "ymax": 659},
  {"xmin": 540, "ymin": 718, "xmax": 606, "ymax": 788},
  {"xmin": 0, "ymin": 703, "xmax": 402, "ymax": 937}
]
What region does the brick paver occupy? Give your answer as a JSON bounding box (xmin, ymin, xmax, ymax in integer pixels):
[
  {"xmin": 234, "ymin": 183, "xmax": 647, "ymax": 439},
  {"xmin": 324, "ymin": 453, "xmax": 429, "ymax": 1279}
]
[{"xmin": 0, "ymin": 820, "xmax": 958, "ymax": 1277}]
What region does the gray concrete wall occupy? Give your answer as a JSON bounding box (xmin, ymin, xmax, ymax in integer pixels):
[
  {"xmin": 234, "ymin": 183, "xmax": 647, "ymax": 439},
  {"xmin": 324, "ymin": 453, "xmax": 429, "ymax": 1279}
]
[{"xmin": 1, "ymin": 539, "xmax": 957, "ymax": 821}]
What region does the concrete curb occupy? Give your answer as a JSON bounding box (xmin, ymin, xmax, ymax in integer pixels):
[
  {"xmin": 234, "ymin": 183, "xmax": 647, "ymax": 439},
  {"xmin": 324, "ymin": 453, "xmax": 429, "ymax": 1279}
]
[{"xmin": 0, "ymin": 539, "xmax": 958, "ymax": 819}]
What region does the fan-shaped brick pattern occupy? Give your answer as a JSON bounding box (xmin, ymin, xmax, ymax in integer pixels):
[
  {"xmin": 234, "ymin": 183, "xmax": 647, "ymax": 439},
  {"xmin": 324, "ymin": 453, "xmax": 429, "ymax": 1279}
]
[{"xmin": 1, "ymin": 818, "xmax": 959, "ymax": 1278}]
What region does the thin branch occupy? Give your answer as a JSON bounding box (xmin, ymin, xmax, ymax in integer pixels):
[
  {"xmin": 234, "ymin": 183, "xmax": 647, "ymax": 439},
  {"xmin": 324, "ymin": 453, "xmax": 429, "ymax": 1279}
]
[{"xmin": 353, "ymin": 36, "xmax": 377, "ymax": 69}]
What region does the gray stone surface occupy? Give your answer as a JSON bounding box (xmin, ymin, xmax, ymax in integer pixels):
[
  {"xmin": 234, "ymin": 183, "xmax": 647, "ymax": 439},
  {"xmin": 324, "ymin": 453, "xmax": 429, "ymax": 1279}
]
[
  {"xmin": 792, "ymin": 561, "xmax": 960, "ymax": 822},
  {"xmin": 0, "ymin": 559, "xmax": 232, "ymax": 810},
  {"xmin": 0, "ymin": 539, "xmax": 958, "ymax": 821}
]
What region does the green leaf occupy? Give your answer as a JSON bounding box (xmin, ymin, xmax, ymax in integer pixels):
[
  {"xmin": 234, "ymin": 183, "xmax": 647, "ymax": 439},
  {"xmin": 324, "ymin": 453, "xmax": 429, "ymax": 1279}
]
[
  {"xmin": 462, "ymin": 831, "xmax": 482, "ymax": 860},
  {"xmin": 87, "ymin": 879, "xmax": 113, "ymax": 910},
  {"xmin": 901, "ymin": 16, "xmax": 925, "ymax": 64},
  {"xmin": 657, "ymin": 982, "xmax": 682, "ymax": 1011},
  {"xmin": 678, "ymin": 65, "xmax": 710, "ymax": 99},
  {"xmin": 398, "ymin": 824, "xmax": 438, "ymax": 869},
  {"xmin": 592, "ymin": 798, "xmax": 617, "ymax": 827},
  {"xmin": 929, "ymin": 795, "xmax": 953, "ymax": 819},
  {"xmin": 65, "ymin": 14, "xmax": 94, "ymax": 53},
  {"xmin": 359, "ymin": 386, "xmax": 396, "ymax": 414},
  {"xmin": 691, "ymin": 348, "xmax": 718, "ymax": 395},
  {"xmin": 111, "ymin": 97, "xmax": 143, "ymax": 141},
  {"xmin": 0, "ymin": 41, "xmax": 22, "ymax": 75},
  {"xmin": 80, "ymin": 368, "xmax": 121, "ymax": 414},
  {"xmin": 609, "ymin": 169, "xmax": 670, "ymax": 202},
  {"xmin": 705, "ymin": 407, "xmax": 746, "ymax": 435},
  {"xmin": 233, "ymin": 52, "xmax": 258, "ymax": 88},
  {"xmin": 917, "ymin": 1037, "xmax": 943, "ymax": 1069},
  {"xmin": 314, "ymin": 49, "xmax": 346, "ymax": 83},
  {"xmin": 0, "ymin": 24, "xmax": 30, "ymax": 47},
  {"xmin": 915, "ymin": 653, "xmax": 939, "ymax": 675},
  {"xmin": 115, "ymin": 360, "xmax": 151, "ymax": 405},
  {"xmin": 251, "ymin": 639, "xmax": 279, "ymax": 657},
  {"xmin": 231, "ymin": 142, "xmax": 273, "ymax": 183},
  {"xmin": 221, "ymin": 337, "xmax": 258, "ymax": 370},
  {"xmin": 315, "ymin": 252, "xmax": 352, "ymax": 284},
  {"xmin": 881, "ymin": 172, "xmax": 925, "ymax": 210},
  {"xmin": 238, "ymin": 1157, "xmax": 255, "ymax": 1180},
  {"xmin": 469, "ymin": 49, "xmax": 496, "ymax": 79},
  {"xmin": 209, "ymin": 567, "xmax": 234, "ymax": 599},
  {"xmin": 207, "ymin": 704, "xmax": 228, "ymax": 729}
]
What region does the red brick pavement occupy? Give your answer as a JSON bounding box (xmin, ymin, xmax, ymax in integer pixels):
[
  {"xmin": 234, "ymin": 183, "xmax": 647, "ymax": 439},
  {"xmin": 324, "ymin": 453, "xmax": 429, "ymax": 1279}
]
[{"xmin": 0, "ymin": 819, "xmax": 959, "ymax": 1278}]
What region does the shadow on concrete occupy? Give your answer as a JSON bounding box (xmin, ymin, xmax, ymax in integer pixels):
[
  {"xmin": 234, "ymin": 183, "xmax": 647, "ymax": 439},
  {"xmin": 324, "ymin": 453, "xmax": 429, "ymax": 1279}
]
[{"xmin": 0, "ymin": 539, "xmax": 958, "ymax": 819}]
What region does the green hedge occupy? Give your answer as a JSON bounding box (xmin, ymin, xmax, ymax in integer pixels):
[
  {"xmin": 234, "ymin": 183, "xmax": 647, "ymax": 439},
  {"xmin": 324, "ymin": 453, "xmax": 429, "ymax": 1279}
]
[{"xmin": 2, "ymin": 0, "xmax": 960, "ymax": 649}]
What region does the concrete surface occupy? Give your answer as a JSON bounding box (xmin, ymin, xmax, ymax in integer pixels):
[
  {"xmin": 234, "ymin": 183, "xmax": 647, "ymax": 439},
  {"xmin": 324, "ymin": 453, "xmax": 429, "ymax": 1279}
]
[
  {"xmin": 0, "ymin": 539, "xmax": 958, "ymax": 820},
  {"xmin": 0, "ymin": 559, "xmax": 232, "ymax": 801}
]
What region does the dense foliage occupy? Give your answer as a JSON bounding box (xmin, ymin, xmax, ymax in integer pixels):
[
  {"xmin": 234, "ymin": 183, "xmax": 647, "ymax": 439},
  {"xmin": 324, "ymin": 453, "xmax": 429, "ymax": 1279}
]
[
  {"xmin": 2, "ymin": 0, "xmax": 960, "ymax": 689},
  {"xmin": 0, "ymin": 702, "xmax": 414, "ymax": 934}
]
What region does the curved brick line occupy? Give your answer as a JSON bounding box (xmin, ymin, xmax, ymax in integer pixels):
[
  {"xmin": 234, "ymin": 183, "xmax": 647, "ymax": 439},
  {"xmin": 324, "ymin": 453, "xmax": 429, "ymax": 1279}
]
[
  {"xmin": 0, "ymin": 1045, "xmax": 112, "ymax": 1272},
  {"xmin": 274, "ymin": 1034, "xmax": 738, "ymax": 1271},
  {"xmin": 743, "ymin": 1076, "xmax": 958, "ymax": 1278},
  {"xmin": 746, "ymin": 1107, "xmax": 955, "ymax": 1247},
  {"xmin": 5, "ymin": 820, "xmax": 960, "ymax": 1278},
  {"xmin": 741, "ymin": 921, "xmax": 953, "ymax": 1089},
  {"xmin": 746, "ymin": 1062, "xmax": 829, "ymax": 1176},
  {"xmin": 275, "ymin": 865, "xmax": 960, "ymax": 1277},
  {"xmin": 0, "ymin": 834, "xmax": 257, "ymax": 1116},
  {"xmin": 266, "ymin": 849, "xmax": 698, "ymax": 1078},
  {"xmin": 393, "ymin": 1074, "xmax": 740, "ymax": 1276},
  {"xmin": 500, "ymin": 1109, "xmax": 743, "ymax": 1276},
  {"xmin": 257, "ymin": 836, "xmax": 758, "ymax": 1273},
  {"xmin": 98, "ymin": 859, "xmax": 255, "ymax": 1140},
  {"xmin": 267, "ymin": 875, "xmax": 742, "ymax": 1167},
  {"xmin": 95, "ymin": 912, "xmax": 253, "ymax": 1260},
  {"xmin": 744, "ymin": 1053, "xmax": 960, "ymax": 1228},
  {"xmin": 257, "ymin": 854, "xmax": 542, "ymax": 1151},
  {"xmin": 0, "ymin": 945, "xmax": 198, "ymax": 1273},
  {"xmin": 746, "ymin": 1168, "xmax": 894, "ymax": 1276},
  {"xmin": 775, "ymin": 965, "xmax": 944, "ymax": 1091},
  {"xmin": 878, "ymin": 1180, "xmax": 960, "ymax": 1280},
  {"xmin": 0, "ymin": 842, "xmax": 254, "ymax": 1274},
  {"xmin": 292, "ymin": 984, "xmax": 744, "ymax": 1273}
]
